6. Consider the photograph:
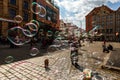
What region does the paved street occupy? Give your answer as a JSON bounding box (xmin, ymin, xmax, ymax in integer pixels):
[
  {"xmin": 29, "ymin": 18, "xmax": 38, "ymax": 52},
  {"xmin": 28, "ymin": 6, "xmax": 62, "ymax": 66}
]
[
  {"xmin": 0, "ymin": 43, "xmax": 47, "ymax": 65},
  {"xmin": 0, "ymin": 45, "xmax": 71, "ymax": 80},
  {"xmin": 0, "ymin": 41, "xmax": 120, "ymax": 80},
  {"xmin": 77, "ymin": 41, "xmax": 120, "ymax": 79}
]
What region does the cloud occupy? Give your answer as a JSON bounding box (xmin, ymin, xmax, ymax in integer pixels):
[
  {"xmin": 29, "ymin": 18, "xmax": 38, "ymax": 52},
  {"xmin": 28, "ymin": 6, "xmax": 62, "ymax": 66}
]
[
  {"xmin": 108, "ymin": 0, "xmax": 120, "ymax": 3},
  {"xmin": 54, "ymin": 0, "xmax": 120, "ymax": 30}
]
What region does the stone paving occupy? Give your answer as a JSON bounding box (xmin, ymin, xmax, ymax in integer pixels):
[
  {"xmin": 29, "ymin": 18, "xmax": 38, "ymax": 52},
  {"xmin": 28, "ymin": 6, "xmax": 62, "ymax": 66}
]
[
  {"xmin": 0, "ymin": 49, "xmax": 71, "ymax": 80},
  {"xmin": 0, "ymin": 41, "xmax": 120, "ymax": 80},
  {"xmin": 77, "ymin": 41, "xmax": 120, "ymax": 80},
  {"xmin": 0, "ymin": 60, "xmax": 53, "ymax": 80}
]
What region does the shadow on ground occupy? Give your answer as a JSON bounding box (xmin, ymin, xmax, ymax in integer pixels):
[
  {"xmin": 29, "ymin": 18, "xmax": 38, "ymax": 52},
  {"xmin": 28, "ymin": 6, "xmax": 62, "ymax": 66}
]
[
  {"xmin": 0, "ymin": 44, "xmax": 48, "ymax": 65},
  {"xmin": 105, "ymin": 48, "xmax": 120, "ymax": 68}
]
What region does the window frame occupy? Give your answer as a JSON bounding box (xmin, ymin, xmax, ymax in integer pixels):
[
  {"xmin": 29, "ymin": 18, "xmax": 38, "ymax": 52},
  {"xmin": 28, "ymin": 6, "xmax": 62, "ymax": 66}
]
[
  {"xmin": 23, "ymin": 11, "xmax": 29, "ymax": 21},
  {"xmin": 9, "ymin": 0, "xmax": 16, "ymax": 5},
  {"xmin": 9, "ymin": 8, "xmax": 16, "ymax": 19},
  {"xmin": 23, "ymin": 0, "xmax": 29, "ymax": 10}
]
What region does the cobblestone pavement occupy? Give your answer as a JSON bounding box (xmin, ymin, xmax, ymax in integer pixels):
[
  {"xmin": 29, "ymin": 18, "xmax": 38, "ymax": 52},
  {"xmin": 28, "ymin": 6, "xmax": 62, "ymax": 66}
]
[
  {"xmin": 0, "ymin": 61, "xmax": 54, "ymax": 80},
  {"xmin": 0, "ymin": 49, "xmax": 72, "ymax": 80},
  {"xmin": 76, "ymin": 41, "xmax": 120, "ymax": 80},
  {"xmin": 0, "ymin": 41, "xmax": 120, "ymax": 80}
]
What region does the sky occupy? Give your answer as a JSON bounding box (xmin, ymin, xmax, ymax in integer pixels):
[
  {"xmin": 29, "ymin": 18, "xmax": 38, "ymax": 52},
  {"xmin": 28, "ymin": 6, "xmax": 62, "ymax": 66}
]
[{"xmin": 54, "ymin": 0, "xmax": 120, "ymax": 30}]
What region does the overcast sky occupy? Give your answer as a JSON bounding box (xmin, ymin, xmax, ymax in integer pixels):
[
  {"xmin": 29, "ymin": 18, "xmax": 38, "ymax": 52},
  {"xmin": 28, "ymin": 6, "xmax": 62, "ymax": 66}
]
[{"xmin": 54, "ymin": 0, "xmax": 120, "ymax": 30}]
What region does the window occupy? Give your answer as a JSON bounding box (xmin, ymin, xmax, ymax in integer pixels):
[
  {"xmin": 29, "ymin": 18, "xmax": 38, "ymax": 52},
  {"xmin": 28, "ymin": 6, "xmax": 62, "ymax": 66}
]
[
  {"xmin": 109, "ymin": 14, "xmax": 113, "ymax": 20},
  {"xmin": 9, "ymin": 0, "xmax": 16, "ymax": 5},
  {"xmin": 46, "ymin": 6, "xmax": 52, "ymax": 21},
  {"xmin": 9, "ymin": 9, "xmax": 16, "ymax": 18},
  {"xmin": 101, "ymin": 29, "xmax": 104, "ymax": 33},
  {"xmin": 23, "ymin": 12, "xmax": 28, "ymax": 21},
  {"xmin": 110, "ymin": 29, "xmax": 113, "ymax": 33},
  {"xmin": 106, "ymin": 29, "xmax": 109, "ymax": 33},
  {"xmin": 110, "ymin": 21, "xmax": 113, "ymax": 25},
  {"xmin": 23, "ymin": 1, "xmax": 28, "ymax": 9},
  {"xmin": 93, "ymin": 16, "xmax": 96, "ymax": 21},
  {"xmin": 104, "ymin": 11, "xmax": 106, "ymax": 13},
  {"xmin": 52, "ymin": 12, "xmax": 57, "ymax": 23}
]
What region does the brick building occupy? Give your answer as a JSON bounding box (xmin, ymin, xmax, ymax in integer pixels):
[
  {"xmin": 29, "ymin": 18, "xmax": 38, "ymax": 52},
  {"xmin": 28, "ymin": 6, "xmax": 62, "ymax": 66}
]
[
  {"xmin": 0, "ymin": 0, "xmax": 60, "ymax": 44},
  {"xmin": 36, "ymin": 0, "xmax": 60, "ymax": 36},
  {"xmin": 86, "ymin": 5, "xmax": 120, "ymax": 41},
  {"xmin": 115, "ymin": 7, "xmax": 120, "ymax": 41},
  {"xmin": 35, "ymin": 0, "xmax": 60, "ymax": 45},
  {"xmin": 36, "ymin": 0, "xmax": 60, "ymax": 30},
  {"xmin": 0, "ymin": 0, "xmax": 33, "ymax": 37}
]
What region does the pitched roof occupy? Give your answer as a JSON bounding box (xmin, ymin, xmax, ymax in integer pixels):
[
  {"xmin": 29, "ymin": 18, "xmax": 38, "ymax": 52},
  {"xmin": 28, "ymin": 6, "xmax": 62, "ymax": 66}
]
[{"xmin": 86, "ymin": 5, "xmax": 114, "ymax": 16}]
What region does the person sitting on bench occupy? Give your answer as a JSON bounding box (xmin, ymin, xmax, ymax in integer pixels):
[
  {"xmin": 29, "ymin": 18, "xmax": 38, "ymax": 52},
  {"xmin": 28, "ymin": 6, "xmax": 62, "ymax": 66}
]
[{"xmin": 102, "ymin": 44, "xmax": 109, "ymax": 53}]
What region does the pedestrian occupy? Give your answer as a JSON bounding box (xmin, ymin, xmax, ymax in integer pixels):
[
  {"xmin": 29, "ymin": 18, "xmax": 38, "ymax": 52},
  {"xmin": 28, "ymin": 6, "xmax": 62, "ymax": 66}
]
[
  {"xmin": 103, "ymin": 40, "xmax": 106, "ymax": 45},
  {"xmin": 44, "ymin": 59, "xmax": 50, "ymax": 71},
  {"xmin": 107, "ymin": 44, "xmax": 113, "ymax": 51},
  {"xmin": 102, "ymin": 43, "xmax": 109, "ymax": 53},
  {"xmin": 70, "ymin": 38, "xmax": 84, "ymax": 71},
  {"xmin": 90, "ymin": 38, "xmax": 93, "ymax": 43}
]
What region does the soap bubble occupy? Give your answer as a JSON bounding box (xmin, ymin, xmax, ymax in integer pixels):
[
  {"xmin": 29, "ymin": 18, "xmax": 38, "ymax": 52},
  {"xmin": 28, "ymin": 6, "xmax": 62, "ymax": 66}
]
[
  {"xmin": 5, "ymin": 56, "xmax": 14, "ymax": 63},
  {"xmin": 31, "ymin": 2, "xmax": 41, "ymax": 14},
  {"xmin": 30, "ymin": 47, "xmax": 39, "ymax": 56},
  {"xmin": 7, "ymin": 26, "xmax": 30, "ymax": 46},
  {"xmin": 38, "ymin": 5, "xmax": 46, "ymax": 17},
  {"xmin": 47, "ymin": 30, "xmax": 53, "ymax": 37},
  {"xmin": 23, "ymin": 23, "xmax": 38, "ymax": 37},
  {"xmin": 14, "ymin": 15, "xmax": 23, "ymax": 23}
]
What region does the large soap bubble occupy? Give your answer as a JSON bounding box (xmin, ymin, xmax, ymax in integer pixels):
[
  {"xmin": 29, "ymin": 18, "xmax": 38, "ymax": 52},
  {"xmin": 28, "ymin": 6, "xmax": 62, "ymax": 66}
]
[
  {"xmin": 30, "ymin": 47, "xmax": 39, "ymax": 56},
  {"xmin": 7, "ymin": 26, "xmax": 30, "ymax": 46},
  {"xmin": 38, "ymin": 5, "xmax": 46, "ymax": 17},
  {"xmin": 14, "ymin": 15, "xmax": 23, "ymax": 23},
  {"xmin": 31, "ymin": 2, "xmax": 41, "ymax": 14},
  {"xmin": 23, "ymin": 23, "xmax": 38, "ymax": 37},
  {"xmin": 5, "ymin": 56, "xmax": 14, "ymax": 64}
]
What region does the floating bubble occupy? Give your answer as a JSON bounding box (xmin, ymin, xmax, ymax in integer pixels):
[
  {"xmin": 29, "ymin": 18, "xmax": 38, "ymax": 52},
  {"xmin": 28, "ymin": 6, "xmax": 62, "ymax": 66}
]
[
  {"xmin": 7, "ymin": 26, "xmax": 31, "ymax": 46},
  {"xmin": 54, "ymin": 31, "xmax": 59, "ymax": 37},
  {"xmin": 5, "ymin": 56, "xmax": 14, "ymax": 63},
  {"xmin": 92, "ymin": 75, "xmax": 105, "ymax": 80},
  {"xmin": 30, "ymin": 20, "xmax": 40, "ymax": 28},
  {"xmin": 39, "ymin": 29, "xmax": 44, "ymax": 35},
  {"xmin": 22, "ymin": 29, "xmax": 31, "ymax": 36},
  {"xmin": 47, "ymin": 31, "xmax": 53, "ymax": 37},
  {"xmin": 0, "ymin": 18, "xmax": 15, "ymax": 23},
  {"xmin": 14, "ymin": 15, "xmax": 23, "ymax": 23},
  {"xmin": 23, "ymin": 23, "xmax": 38, "ymax": 37},
  {"xmin": 31, "ymin": 2, "xmax": 41, "ymax": 14},
  {"xmin": 47, "ymin": 46, "xmax": 56, "ymax": 53},
  {"xmin": 108, "ymin": 60, "xmax": 114, "ymax": 66},
  {"xmin": 30, "ymin": 47, "xmax": 39, "ymax": 56},
  {"xmin": 39, "ymin": 5, "xmax": 46, "ymax": 17},
  {"xmin": 25, "ymin": 22, "xmax": 38, "ymax": 31}
]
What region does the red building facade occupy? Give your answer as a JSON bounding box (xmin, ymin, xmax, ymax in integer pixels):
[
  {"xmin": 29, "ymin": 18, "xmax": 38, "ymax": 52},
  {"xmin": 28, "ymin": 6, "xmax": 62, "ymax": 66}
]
[
  {"xmin": 36, "ymin": 0, "xmax": 60, "ymax": 30},
  {"xmin": 85, "ymin": 5, "xmax": 120, "ymax": 41}
]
